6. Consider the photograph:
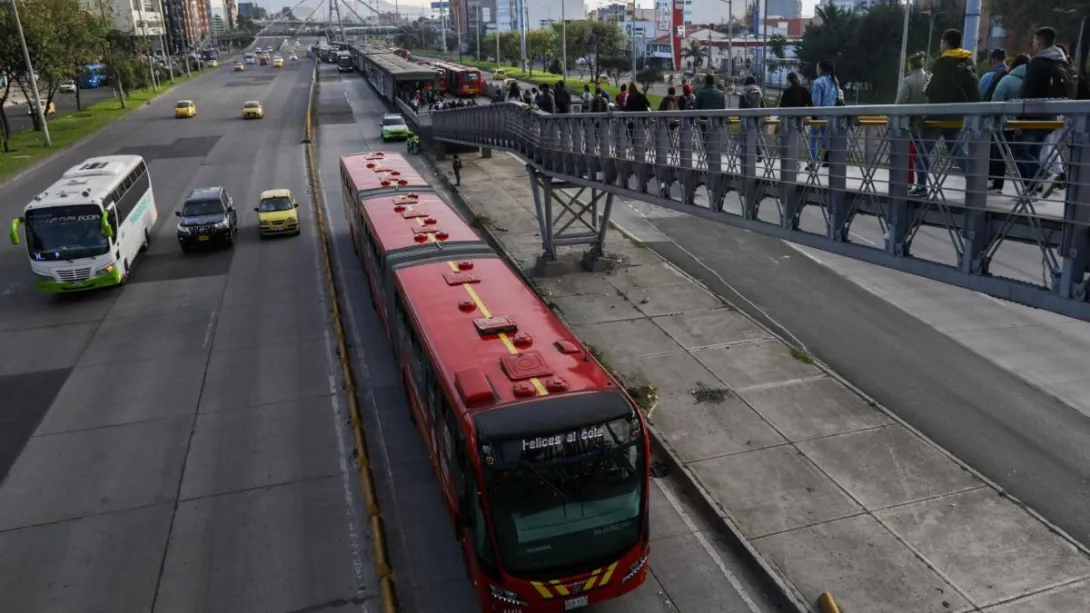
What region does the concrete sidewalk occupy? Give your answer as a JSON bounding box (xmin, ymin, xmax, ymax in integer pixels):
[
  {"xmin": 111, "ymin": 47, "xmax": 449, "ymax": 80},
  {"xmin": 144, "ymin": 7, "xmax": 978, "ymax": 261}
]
[{"xmin": 446, "ymin": 150, "xmax": 1090, "ymax": 612}]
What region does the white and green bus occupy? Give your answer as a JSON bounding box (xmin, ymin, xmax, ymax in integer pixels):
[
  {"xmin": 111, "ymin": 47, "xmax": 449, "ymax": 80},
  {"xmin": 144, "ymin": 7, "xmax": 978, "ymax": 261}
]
[{"xmin": 9, "ymin": 155, "xmax": 158, "ymax": 293}]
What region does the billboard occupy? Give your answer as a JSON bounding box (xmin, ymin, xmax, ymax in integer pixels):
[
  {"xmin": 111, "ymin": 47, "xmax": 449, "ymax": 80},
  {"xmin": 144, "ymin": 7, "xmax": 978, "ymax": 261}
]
[{"xmin": 430, "ymin": 1, "xmax": 449, "ymax": 8}]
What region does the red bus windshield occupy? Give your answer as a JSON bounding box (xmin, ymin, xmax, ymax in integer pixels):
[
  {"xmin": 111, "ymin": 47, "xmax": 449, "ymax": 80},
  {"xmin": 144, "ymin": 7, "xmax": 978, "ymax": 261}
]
[{"xmin": 478, "ymin": 404, "xmax": 645, "ymax": 577}]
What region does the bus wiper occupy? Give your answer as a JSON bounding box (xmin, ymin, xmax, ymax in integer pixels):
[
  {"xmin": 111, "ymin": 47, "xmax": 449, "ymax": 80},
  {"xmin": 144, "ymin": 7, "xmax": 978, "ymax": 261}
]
[{"xmin": 518, "ymin": 460, "xmax": 568, "ymax": 510}]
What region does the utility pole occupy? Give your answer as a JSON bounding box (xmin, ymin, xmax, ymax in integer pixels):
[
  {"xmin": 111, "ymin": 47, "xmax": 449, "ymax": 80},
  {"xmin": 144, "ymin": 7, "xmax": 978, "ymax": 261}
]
[
  {"xmin": 156, "ymin": 0, "xmax": 175, "ymax": 82},
  {"xmin": 518, "ymin": 0, "xmax": 527, "ymax": 70},
  {"xmin": 897, "ymin": 0, "xmax": 910, "ymax": 84},
  {"xmin": 12, "ymin": 0, "xmax": 51, "ymax": 145},
  {"xmin": 561, "ymin": 0, "xmax": 566, "ymax": 80},
  {"xmin": 963, "ymin": 0, "xmax": 981, "ymax": 58},
  {"xmin": 475, "ymin": 2, "xmax": 480, "ymax": 62}
]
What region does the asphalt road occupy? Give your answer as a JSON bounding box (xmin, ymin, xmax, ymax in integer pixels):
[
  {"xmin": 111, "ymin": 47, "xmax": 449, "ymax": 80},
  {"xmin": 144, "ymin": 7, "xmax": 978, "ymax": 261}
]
[
  {"xmin": 609, "ymin": 198, "xmax": 1090, "ymax": 549},
  {"xmin": 0, "ymin": 37, "xmax": 379, "ymax": 612},
  {"xmin": 321, "ymin": 62, "xmax": 792, "ymax": 613}
]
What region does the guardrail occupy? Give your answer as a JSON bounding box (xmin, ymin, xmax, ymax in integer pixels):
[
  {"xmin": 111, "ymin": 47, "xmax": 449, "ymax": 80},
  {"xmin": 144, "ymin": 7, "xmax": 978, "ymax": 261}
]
[{"xmin": 428, "ymin": 100, "xmax": 1090, "ymax": 320}]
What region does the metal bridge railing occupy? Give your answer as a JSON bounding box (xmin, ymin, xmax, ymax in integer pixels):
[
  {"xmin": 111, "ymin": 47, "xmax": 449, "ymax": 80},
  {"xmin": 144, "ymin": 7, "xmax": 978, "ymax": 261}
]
[{"xmin": 429, "ymin": 100, "xmax": 1090, "ymax": 320}]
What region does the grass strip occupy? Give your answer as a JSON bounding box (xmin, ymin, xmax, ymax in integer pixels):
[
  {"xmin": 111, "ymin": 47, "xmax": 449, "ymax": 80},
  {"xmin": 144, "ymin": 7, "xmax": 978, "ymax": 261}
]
[{"xmin": 0, "ymin": 71, "xmax": 201, "ymax": 181}]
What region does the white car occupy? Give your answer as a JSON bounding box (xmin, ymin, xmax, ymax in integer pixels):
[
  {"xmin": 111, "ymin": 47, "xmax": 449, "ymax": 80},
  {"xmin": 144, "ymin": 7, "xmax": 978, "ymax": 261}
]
[
  {"xmin": 289, "ymin": 54, "xmax": 298, "ymax": 61},
  {"xmin": 58, "ymin": 81, "xmax": 77, "ymax": 93}
]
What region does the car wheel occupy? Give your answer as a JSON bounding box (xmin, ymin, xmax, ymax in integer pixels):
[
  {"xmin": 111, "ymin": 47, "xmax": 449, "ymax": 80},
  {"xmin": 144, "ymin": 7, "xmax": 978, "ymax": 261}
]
[{"xmin": 140, "ymin": 228, "xmax": 150, "ymax": 252}]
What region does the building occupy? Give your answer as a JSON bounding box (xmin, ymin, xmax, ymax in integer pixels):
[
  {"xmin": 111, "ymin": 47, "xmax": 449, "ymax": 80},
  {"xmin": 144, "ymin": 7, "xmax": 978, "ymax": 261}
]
[
  {"xmin": 493, "ymin": 0, "xmax": 584, "ymax": 34},
  {"xmin": 97, "ymin": 0, "xmax": 165, "ymax": 37},
  {"xmin": 236, "ymin": 1, "xmax": 254, "ymax": 18},
  {"xmin": 766, "ymin": 0, "xmax": 802, "ymax": 19},
  {"xmin": 161, "ymin": 0, "xmax": 187, "ymax": 52},
  {"xmin": 224, "ymin": 0, "xmax": 237, "ymax": 29},
  {"xmin": 212, "ymin": 13, "xmax": 226, "ymax": 35}
]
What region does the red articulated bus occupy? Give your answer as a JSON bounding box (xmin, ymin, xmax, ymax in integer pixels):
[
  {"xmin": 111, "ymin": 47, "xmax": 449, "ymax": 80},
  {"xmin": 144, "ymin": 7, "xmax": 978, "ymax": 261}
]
[
  {"xmin": 431, "ymin": 61, "xmax": 483, "ymax": 97},
  {"xmin": 340, "ymin": 151, "xmax": 652, "ymax": 613}
]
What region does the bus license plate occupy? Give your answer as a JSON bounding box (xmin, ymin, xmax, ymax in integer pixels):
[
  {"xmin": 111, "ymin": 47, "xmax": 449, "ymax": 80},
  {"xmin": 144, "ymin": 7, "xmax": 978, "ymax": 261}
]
[
  {"xmin": 564, "ymin": 596, "xmax": 588, "ymax": 610},
  {"xmin": 197, "ymin": 235, "xmax": 210, "ymax": 242}
]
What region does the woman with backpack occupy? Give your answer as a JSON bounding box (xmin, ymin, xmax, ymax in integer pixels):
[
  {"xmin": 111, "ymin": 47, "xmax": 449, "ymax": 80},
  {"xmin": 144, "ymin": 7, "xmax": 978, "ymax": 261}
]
[{"xmin": 807, "ymin": 59, "xmax": 842, "ymax": 171}]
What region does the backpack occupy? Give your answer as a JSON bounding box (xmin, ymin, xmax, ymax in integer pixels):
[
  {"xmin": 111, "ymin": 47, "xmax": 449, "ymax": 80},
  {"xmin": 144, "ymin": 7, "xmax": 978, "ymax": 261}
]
[
  {"xmin": 982, "ymin": 68, "xmax": 1006, "ymax": 101},
  {"xmin": 664, "ymin": 96, "xmax": 679, "ymax": 111},
  {"xmin": 953, "ymin": 60, "xmax": 981, "ymax": 102},
  {"xmin": 741, "ymin": 90, "xmax": 762, "ymax": 109},
  {"xmin": 1048, "ymin": 60, "xmax": 1087, "ymax": 100}
]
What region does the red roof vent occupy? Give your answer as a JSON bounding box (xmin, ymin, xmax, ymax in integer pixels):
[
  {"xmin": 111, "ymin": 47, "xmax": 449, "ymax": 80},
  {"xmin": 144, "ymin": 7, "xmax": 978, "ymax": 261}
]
[
  {"xmin": 458, "ymin": 300, "xmax": 476, "ymax": 312},
  {"xmin": 380, "ymin": 180, "xmax": 391, "ymax": 187},
  {"xmin": 475, "ymin": 315, "xmax": 518, "ymax": 336},
  {"xmin": 512, "ymin": 382, "xmax": 536, "ymax": 397},
  {"xmin": 366, "ymin": 162, "xmax": 376, "ymax": 169},
  {"xmin": 501, "ymin": 351, "xmax": 553, "ymax": 380},
  {"xmin": 394, "ymin": 204, "xmax": 406, "ymax": 212},
  {"xmin": 455, "ymin": 367, "xmax": 496, "ymax": 408},
  {"xmin": 390, "ymin": 171, "xmax": 402, "ymax": 176},
  {"xmin": 512, "ymin": 333, "xmax": 533, "ymax": 349},
  {"xmin": 401, "ymin": 209, "xmax": 426, "ymax": 219},
  {"xmin": 398, "ymin": 179, "xmax": 408, "ymax": 186},
  {"xmin": 436, "ymin": 231, "xmax": 449, "ymax": 241},
  {"xmin": 457, "ymin": 261, "xmax": 473, "ymax": 270},
  {"xmin": 545, "ymin": 377, "xmax": 569, "ymax": 393},
  {"xmin": 444, "ymin": 271, "xmax": 479, "ymax": 285},
  {"xmin": 424, "ymin": 217, "xmax": 437, "ymax": 225},
  {"xmin": 413, "ymin": 234, "xmax": 428, "ymax": 243},
  {"xmin": 554, "ymin": 340, "xmax": 582, "ymax": 355}
]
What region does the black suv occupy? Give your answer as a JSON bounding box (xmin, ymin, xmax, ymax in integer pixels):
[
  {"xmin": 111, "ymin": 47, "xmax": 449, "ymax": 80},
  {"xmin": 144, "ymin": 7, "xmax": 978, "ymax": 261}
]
[{"xmin": 176, "ymin": 186, "xmax": 238, "ymax": 252}]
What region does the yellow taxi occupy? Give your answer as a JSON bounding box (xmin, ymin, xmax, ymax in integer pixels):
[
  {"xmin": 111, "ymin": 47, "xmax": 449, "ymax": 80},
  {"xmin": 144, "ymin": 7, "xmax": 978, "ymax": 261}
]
[
  {"xmin": 272, "ymin": 56, "xmax": 284, "ymax": 68},
  {"xmin": 494, "ymin": 68, "xmax": 508, "ymax": 79},
  {"xmin": 207, "ymin": 59, "xmax": 219, "ymax": 68},
  {"xmin": 255, "ymin": 189, "xmax": 300, "ymax": 237},
  {"xmin": 174, "ymin": 100, "xmax": 196, "ymax": 118},
  {"xmin": 242, "ymin": 100, "xmax": 264, "ymax": 119},
  {"xmin": 233, "ymin": 60, "xmax": 245, "ymax": 71}
]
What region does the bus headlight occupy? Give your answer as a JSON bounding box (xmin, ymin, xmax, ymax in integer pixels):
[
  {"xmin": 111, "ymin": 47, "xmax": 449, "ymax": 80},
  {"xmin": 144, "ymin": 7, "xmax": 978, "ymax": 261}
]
[
  {"xmin": 95, "ymin": 264, "xmax": 115, "ymax": 277},
  {"xmin": 622, "ymin": 553, "xmax": 648, "ymax": 583},
  {"xmin": 488, "ymin": 585, "xmax": 527, "ymax": 606}
]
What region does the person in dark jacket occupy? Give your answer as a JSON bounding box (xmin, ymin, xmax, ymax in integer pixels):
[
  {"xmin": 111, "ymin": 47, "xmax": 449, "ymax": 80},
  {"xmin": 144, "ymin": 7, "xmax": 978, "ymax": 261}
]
[
  {"xmin": 1018, "ymin": 26, "xmax": 1072, "ymax": 196},
  {"xmin": 554, "ymin": 81, "xmax": 572, "ymax": 114},
  {"xmin": 539, "ymin": 87, "xmax": 555, "ymax": 113},
  {"xmin": 778, "ymin": 72, "xmax": 812, "ymax": 108},
  {"xmin": 915, "ymin": 28, "xmax": 979, "ymax": 194},
  {"xmin": 693, "ymin": 74, "xmax": 726, "ymax": 110},
  {"xmin": 624, "ymin": 82, "xmax": 651, "ymax": 112}
]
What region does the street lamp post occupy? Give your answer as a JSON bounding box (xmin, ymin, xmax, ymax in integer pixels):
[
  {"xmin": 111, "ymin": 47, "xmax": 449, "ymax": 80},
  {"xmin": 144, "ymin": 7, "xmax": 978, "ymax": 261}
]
[
  {"xmin": 897, "ymin": 0, "xmax": 910, "ymax": 84},
  {"xmin": 719, "ymin": 0, "xmax": 732, "ymax": 83},
  {"xmin": 561, "ymin": 0, "xmax": 566, "ymax": 80},
  {"xmin": 10, "ymin": 0, "xmax": 51, "ymax": 145},
  {"xmin": 156, "ymin": 0, "xmax": 174, "ymax": 82}
]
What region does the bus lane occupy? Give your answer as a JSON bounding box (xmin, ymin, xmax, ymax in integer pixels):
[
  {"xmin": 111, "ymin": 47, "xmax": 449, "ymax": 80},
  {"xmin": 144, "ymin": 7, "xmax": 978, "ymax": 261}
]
[{"xmin": 319, "ymin": 61, "xmax": 790, "ymax": 613}]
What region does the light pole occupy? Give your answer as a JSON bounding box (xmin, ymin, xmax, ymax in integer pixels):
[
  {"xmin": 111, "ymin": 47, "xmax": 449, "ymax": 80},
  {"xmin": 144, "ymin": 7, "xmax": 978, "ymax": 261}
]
[
  {"xmin": 897, "ymin": 0, "xmax": 910, "ymax": 84},
  {"xmin": 561, "ymin": 0, "xmax": 566, "ymax": 80},
  {"xmin": 475, "ymin": 1, "xmax": 480, "ymax": 62},
  {"xmin": 10, "ymin": 0, "xmax": 51, "ymax": 145},
  {"xmin": 719, "ymin": 0, "xmax": 732, "ymax": 83},
  {"xmin": 156, "ymin": 0, "xmax": 175, "ymax": 82}
]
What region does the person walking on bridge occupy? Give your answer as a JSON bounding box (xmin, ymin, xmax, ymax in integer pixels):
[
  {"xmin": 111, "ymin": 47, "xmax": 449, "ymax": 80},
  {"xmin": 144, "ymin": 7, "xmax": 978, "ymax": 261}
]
[
  {"xmin": 896, "ymin": 52, "xmax": 929, "ymax": 194},
  {"xmin": 917, "ymin": 28, "xmax": 979, "ymax": 194},
  {"xmin": 807, "ymin": 59, "xmax": 842, "ymax": 171}
]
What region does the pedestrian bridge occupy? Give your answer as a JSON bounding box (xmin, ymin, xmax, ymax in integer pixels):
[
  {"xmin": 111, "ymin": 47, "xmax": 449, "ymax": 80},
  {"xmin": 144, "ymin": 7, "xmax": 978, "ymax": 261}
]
[{"xmin": 421, "ymin": 100, "xmax": 1090, "ymax": 321}]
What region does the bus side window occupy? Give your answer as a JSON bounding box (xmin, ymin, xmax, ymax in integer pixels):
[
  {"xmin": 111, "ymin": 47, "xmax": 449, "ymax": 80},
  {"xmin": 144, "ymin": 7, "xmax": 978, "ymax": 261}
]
[
  {"xmin": 108, "ymin": 208, "xmax": 119, "ymax": 238},
  {"xmin": 443, "ymin": 400, "xmax": 466, "ymax": 491},
  {"xmin": 469, "ymin": 477, "xmax": 497, "ymax": 571}
]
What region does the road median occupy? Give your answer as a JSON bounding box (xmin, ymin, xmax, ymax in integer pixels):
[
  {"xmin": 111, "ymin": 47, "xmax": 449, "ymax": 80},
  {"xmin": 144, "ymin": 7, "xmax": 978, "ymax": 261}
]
[{"xmin": 418, "ymin": 149, "xmax": 1090, "ymax": 613}]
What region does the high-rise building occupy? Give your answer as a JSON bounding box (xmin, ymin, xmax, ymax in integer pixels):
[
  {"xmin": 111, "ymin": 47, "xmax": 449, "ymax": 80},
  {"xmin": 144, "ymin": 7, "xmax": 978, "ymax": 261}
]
[
  {"xmin": 237, "ymin": 1, "xmax": 254, "ymax": 19},
  {"xmin": 161, "ymin": 0, "xmax": 187, "ymax": 52},
  {"xmin": 94, "ymin": 0, "xmax": 166, "ymax": 37}
]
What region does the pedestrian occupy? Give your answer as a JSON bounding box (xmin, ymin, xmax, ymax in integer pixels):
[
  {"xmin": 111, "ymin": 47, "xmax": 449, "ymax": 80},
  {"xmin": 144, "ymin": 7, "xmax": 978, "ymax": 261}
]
[
  {"xmin": 917, "ymin": 28, "xmax": 980, "ymax": 192},
  {"xmin": 979, "ymin": 48, "xmax": 1008, "ymax": 100},
  {"xmin": 778, "ymin": 72, "xmax": 812, "ymax": 108},
  {"xmin": 738, "ymin": 76, "xmax": 765, "ymax": 109},
  {"xmin": 590, "ymin": 87, "xmax": 609, "ymax": 113},
  {"xmin": 896, "ymin": 52, "xmax": 928, "ymax": 192},
  {"xmin": 658, "ymin": 86, "xmax": 680, "ymax": 112},
  {"xmin": 452, "ymin": 154, "xmax": 463, "ymax": 186},
  {"xmin": 990, "ymin": 54, "xmax": 1031, "ymax": 194},
  {"xmin": 679, "ymin": 82, "xmax": 696, "ymax": 110},
  {"xmin": 1022, "ymin": 30, "xmax": 1085, "ymax": 197},
  {"xmin": 554, "ymin": 81, "xmax": 571, "ymax": 114},
  {"xmin": 807, "ymin": 59, "xmax": 842, "ymax": 171},
  {"xmin": 623, "ymin": 82, "xmax": 651, "ymax": 112},
  {"xmin": 693, "ymin": 74, "xmax": 725, "ymax": 110},
  {"xmin": 616, "ymin": 83, "xmax": 629, "ymax": 109},
  {"xmin": 581, "ymin": 84, "xmax": 591, "ymax": 111}
]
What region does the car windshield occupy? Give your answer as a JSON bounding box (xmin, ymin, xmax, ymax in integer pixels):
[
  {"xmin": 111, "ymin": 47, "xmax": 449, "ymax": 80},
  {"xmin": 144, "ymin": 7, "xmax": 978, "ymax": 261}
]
[
  {"xmin": 483, "ymin": 415, "xmax": 644, "ymax": 576},
  {"xmin": 383, "ymin": 117, "xmax": 406, "ymax": 127},
  {"xmin": 244, "ymin": 102, "xmax": 261, "ymax": 108},
  {"xmin": 258, "ymin": 196, "xmax": 293, "ymax": 212},
  {"xmin": 24, "ymin": 204, "xmax": 110, "ymax": 261},
  {"xmin": 175, "ymin": 101, "xmax": 191, "ymax": 109},
  {"xmin": 181, "ymin": 199, "xmax": 224, "ymax": 217}
]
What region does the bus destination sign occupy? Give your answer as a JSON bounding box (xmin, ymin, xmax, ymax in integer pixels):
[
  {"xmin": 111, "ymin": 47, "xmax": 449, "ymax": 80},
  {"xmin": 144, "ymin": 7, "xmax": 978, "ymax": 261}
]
[{"xmin": 521, "ymin": 425, "xmax": 605, "ymax": 452}]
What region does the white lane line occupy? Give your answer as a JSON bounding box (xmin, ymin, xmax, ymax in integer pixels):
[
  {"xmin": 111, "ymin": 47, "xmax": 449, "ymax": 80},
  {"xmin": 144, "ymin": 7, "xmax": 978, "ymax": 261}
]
[
  {"xmin": 202, "ymin": 309, "xmax": 217, "ymax": 349},
  {"xmin": 654, "ymin": 478, "xmax": 763, "ymax": 613}
]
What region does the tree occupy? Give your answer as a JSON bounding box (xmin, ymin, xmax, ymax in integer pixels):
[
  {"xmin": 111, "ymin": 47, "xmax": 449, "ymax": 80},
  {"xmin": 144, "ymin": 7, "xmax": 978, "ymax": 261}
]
[
  {"xmin": 483, "ymin": 31, "xmax": 520, "ymax": 66},
  {"xmin": 575, "ymin": 21, "xmax": 626, "ymax": 80},
  {"xmin": 526, "ymin": 28, "xmax": 554, "ymax": 67},
  {"xmin": 636, "ymin": 65, "xmax": 662, "ymax": 92},
  {"xmin": 682, "ymin": 39, "xmax": 704, "ymax": 69},
  {"xmin": 768, "ymin": 34, "xmax": 787, "ymax": 62},
  {"xmin": 0, "ymin": 4, "xmax": 22, "ymax": 151},
  {"xmin": 599, "ymin": 55, "xmax": 629, "ymax": 85},
  {"xmin": 985, "ymin": 0, "xmax": 1083, "ymax": 55}
]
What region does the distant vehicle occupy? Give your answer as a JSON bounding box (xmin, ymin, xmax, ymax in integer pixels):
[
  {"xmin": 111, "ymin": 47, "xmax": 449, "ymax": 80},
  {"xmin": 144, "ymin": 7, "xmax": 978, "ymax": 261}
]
[
  {"xmin": 288, "ymin": 54, "xmax": 298, "ymax": 61},
  {"xmin": 242, "ymin": 100, "xmax": 264, "ymax": 119},
  {"xmin": 273, "ymin": 57, "xmax": 284, "ymax": 68},
  {"xmin": 80, "ymin": 63, "xmax": 107, "ymax": 88},
  {"xmin": 431, "ymin": 61, "xmax": 483, "ymax": 97},
  {"xmin": 380, "ymin": 114, "xmax": 410, "ymax": 142},
  {"xmin": 9, "ymin": 155, "xmax": 157, "ymax": 293},
  {"xmin": 243, "ymin": 52, "xmax": 256, "ymax": 65},
  {"xmin": 336, "ymin": 51, "xmax": 352, "ymax": 72},
  {"xmin": 175, "ymin": 186, "xmax": 238, "ymax": 252},
  {"xmin": 58, "ymin": 81, "xmax": 76, "ymax": 93},
  {"xmin": 206, "ymin": 59, "xmax": 219, "ymax": 68},
  {"xmin": 26, "ymin": 100, "xmax": 56, "ymax": 116},
  {"xmin": 174, "ymin": 100, "xmax": 196, "ymax": 118},
  {"xmin": 260, "ymin": 55, "xmax": 269, "ymax": 66},
  {"xmin": 254, "ymin": 189, "xmax": 300, "ymax": 237},
  {"xmin": 233, "ymin": 61, "xmax": 245, "ymax": 71},
  {"xmin": 201, "ymin": 49, "xmax": 218, "ymax": 61}
]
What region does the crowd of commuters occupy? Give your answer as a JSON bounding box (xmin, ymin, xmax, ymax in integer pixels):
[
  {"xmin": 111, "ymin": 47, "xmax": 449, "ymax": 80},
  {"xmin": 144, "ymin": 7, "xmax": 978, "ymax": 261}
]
[{"xmin": 481, "ymin": 25, "xmax": 1083, "ymax": 199}]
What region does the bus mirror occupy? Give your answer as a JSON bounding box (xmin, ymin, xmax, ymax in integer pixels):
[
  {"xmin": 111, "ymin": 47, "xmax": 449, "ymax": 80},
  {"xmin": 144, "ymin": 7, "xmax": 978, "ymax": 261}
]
[
  {"xmin": 9, "ymin": 218, "xmax": 21, "ymax": 246},
  {"xmin": 100, "ymin": 214, "xmax": 114, "ymax": 239}
]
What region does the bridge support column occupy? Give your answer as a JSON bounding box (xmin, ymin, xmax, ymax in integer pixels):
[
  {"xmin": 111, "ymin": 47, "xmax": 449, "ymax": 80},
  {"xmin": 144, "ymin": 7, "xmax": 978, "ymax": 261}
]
[
  {"xmin": 481, "ymin": 148, "xmax": 492, "ymax": 159},
  {"xmin": 528, "ymin": 167, "xmax": 615, "ymax": 277}
]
